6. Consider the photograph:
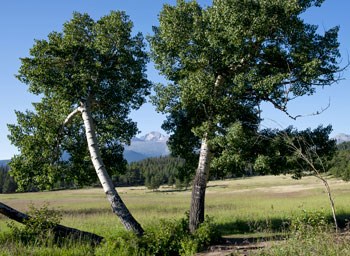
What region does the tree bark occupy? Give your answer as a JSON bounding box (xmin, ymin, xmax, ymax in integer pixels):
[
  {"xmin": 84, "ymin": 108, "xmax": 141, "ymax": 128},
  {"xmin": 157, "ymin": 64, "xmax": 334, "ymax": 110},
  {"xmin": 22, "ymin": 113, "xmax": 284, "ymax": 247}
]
[
  {"xmin": 0, "ymin": 202, "xmax": 104, "ymax": 244},
  {"xmin": 189, "ymin": 136, "xmax": 212, "ymax": 233},
  {"xmin": 79, "ymin": 100, "xmax": 144, "ymax": 236},
  {"xmin": 188, "ymin": 74, "xmax": 223, "ymax": 233}
]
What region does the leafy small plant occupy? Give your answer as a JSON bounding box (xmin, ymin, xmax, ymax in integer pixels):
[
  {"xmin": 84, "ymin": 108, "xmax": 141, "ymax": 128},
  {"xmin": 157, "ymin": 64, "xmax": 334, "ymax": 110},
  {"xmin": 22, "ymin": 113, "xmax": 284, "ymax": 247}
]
[
  {"xmin": 256, "ymin": 210, "xmax": 349, "ymax": 256},
  {"xmin": 289, "ymin": 209, "xmax": 330, "ymax": 239},
  {"xmin": 141, "ymin": 217, "xmax": 190, "ymax": 255},
  {"xmin": 96, "ymin": 213, "xmax": 221, "ymax": 256},
  {"xmin": 143, "ymin": 214, "xmax": 221, "ymax": 255},
  {"xmin": 7, "ymin": 202, "xmax": 62, "ymax": 245},
  {"xmin": 192, "ymin": 216, "xmax": 221, "ymax": 251}
]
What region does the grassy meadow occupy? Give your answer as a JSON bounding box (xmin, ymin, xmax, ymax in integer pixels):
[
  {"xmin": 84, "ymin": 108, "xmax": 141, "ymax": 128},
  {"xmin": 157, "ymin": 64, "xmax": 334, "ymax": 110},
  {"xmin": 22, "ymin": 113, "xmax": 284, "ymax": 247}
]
[{"xmin": 1, "ymin": 175, "xmax": 350, "ymax": 255}]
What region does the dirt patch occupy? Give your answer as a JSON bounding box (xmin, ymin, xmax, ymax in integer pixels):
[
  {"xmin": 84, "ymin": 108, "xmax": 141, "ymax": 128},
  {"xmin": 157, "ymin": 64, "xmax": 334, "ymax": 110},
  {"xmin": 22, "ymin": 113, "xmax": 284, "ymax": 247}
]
[{"xmin": 196, "ymin": 237, "xmax": 281, "ymax": 256}]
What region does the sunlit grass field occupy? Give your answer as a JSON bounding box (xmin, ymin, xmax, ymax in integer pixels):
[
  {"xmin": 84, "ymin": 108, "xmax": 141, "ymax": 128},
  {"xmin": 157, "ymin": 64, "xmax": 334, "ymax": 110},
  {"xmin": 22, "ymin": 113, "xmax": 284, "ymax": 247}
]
[{"xmin": 1, "ymin": 174, "xmax": 350, "ymax": 238}]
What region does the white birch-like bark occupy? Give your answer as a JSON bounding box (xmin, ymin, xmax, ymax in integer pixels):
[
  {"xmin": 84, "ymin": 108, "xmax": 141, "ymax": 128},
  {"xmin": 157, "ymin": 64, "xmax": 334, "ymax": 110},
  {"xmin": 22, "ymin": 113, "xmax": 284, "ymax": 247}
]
[
  {"xmin": 77, "ymin": 100, "xmax": 144, "ymax": 235},
  {"xmin": 189, "ymin": 74, "xmax": 224, "ymax": 232},
  {"xmin": 189, "ymin": 136, "xmax": 212, "ymax": 233}
]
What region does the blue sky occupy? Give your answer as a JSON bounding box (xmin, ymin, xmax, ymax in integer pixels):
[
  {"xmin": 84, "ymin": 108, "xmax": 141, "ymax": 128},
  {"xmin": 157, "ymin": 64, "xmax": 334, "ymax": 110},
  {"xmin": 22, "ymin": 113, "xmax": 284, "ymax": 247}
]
[{"xmin": 0, "ymin": 0, "xmax": 349, "ymax": 159}]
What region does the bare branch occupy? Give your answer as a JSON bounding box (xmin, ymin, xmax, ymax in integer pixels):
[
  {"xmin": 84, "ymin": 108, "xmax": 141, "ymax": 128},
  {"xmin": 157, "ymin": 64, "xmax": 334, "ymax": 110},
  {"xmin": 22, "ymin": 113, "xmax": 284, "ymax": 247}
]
[
  {"xmin": 267, "ymin": 97, "xmax": 331, "ymax": 120},
  {"xmin": 284, "ymin": 134, "xmax": 338, "ymax": 232}
]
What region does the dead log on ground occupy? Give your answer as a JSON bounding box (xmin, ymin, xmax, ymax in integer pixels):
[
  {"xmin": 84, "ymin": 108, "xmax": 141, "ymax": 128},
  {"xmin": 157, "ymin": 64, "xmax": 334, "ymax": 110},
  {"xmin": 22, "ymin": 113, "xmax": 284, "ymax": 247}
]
[{"xmin": 0, "ymin": 202, "xmax": 104, "ymax": 244}]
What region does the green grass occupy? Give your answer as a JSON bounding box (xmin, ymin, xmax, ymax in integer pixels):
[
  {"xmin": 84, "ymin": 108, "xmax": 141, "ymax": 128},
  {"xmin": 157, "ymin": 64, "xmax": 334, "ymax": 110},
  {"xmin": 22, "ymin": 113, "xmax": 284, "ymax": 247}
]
[{"xmin": 1, "ymin": 175, "xmax": 350, "ymax": 255}]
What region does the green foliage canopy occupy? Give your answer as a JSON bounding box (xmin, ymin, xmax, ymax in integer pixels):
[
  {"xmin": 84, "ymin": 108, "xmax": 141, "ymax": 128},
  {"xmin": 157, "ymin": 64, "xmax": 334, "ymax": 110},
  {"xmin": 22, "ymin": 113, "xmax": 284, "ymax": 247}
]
[
  {"xmin": 330, "ymin": 141, "xmax": 350, "ymax": 181},
  {"xmin": 8, "ymin": 11, "xmax": 151, "ymax": 191},
  {"xmin": 210, "ymin": 124, "xmax": 336, "ymax": 179},
  {"xmin": 149, "ymin": 0, "xmax": 341, "ymax": 181},
  {"xmin": 150, "ymin": 0, "xmax": 340, "ymax": 129}
]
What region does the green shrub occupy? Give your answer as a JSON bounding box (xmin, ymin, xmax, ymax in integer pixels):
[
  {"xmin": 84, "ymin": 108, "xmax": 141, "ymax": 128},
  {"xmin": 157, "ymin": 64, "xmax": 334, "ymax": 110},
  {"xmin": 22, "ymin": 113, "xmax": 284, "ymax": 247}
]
[
  {"xmin": 141, "ymin": 217, "xmax": 190, "ymax": 255},
  {"xmin": 95, "ymin": 230, "xmax": 140, "ymax": 256},
  {"xmin": 95, "ymin": 214, "xmax": 221, "ymax": 256},
  {"xmin": 289, "ymin": 209, "xmax": 330, "ymax": 238},
  {"xmin": 141, "ymin": 215, "xmax": 220, "ymax": 255},
  {"xmin": 7, "ymin": 203, "xmax": 62, "ymax": 245},
  {"xmin": 255, "ymin": 226, "xmax": 350, "ymax": 256},
  {"xmin": 192, "ymin": 216, "xmax": 221, "ymax": 251}
]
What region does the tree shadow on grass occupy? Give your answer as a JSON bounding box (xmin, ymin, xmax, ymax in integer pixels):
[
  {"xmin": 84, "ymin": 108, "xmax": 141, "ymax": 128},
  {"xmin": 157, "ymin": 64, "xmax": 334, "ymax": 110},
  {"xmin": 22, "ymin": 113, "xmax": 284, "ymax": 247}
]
[
  {"xmin": 216, "ymin": 212, "xmax": 350, "ymax": 244},
  {"xmin": 206, "ymin": 184, "xmax": 228, "ymax": 189},
  {"xmin": 217, "ymin": 217, "xmax": 289, "ymax": 236}
]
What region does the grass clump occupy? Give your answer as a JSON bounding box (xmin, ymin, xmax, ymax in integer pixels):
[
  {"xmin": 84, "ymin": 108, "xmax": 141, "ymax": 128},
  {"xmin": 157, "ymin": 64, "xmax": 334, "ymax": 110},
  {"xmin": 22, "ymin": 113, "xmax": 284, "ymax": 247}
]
[
  {"xmin": 96, "ymin": 214, "xmax": 221, "ymax": 256},
  {"xmin": 2, "ymin": 202, "xmax": 220, "ymax": 255},
  {"xmin": 7, "ymin": 203, "xmax": 62, "ymax": 246},
  {"xmin": 254, "ymin": 210, "xmax": 350, "ymax": 256},
  {"xmin": 1, "ymin": 203, "xmax": 95, "ymax": 255}
]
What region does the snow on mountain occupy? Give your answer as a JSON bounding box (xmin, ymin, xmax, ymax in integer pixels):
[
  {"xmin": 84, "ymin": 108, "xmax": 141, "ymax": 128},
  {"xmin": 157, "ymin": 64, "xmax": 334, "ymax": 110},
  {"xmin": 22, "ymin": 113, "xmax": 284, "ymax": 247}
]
[
  {"xmin": 139, "ymin": 131, "xmax": 168, "ymax": 142},
  {"xmin": 124, "ymin": 132, "xmax": 170, "ymax": 162},
  {"xmin": 333, "ymin": 133, "xmax": 350, "ymax": 144},
  {"xmin": 0, "ymin": 132, "xmax": 169, "ymax": 165}
]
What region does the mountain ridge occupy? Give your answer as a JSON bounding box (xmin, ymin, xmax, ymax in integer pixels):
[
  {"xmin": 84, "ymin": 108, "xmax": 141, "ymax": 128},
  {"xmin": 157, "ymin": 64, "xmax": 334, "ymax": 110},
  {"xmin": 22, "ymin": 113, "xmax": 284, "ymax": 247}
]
[
  {"xmin": 333, "ymin": 133, "xmax": 350, "ymax": 144},
  {"xmin": 124, "ymin": 131, "xmax": 169, "ymax": 162}
]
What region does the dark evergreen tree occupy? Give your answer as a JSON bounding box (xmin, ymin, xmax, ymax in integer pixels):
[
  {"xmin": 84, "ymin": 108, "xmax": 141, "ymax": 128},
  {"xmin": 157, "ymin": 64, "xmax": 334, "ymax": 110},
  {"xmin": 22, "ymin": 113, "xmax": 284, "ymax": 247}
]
[{"xmin": 0, "ymin": 165, "xmax": 17, "ymax": 193}]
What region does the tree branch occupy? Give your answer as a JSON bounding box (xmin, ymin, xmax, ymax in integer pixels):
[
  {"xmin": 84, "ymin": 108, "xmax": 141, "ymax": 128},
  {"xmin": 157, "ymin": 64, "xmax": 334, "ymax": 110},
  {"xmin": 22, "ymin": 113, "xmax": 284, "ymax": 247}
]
[
  {"xmin": 62, "ymin": 107, "xmax": 82, "ymax": 127},
  {"xmin": 267, "ymin": 97, "xmax": 331, "ymax": 120},
  {"xmin": 285, "ymin": 135, "xmax": 338, "ymax": 232},
  {"xmin": 55, "ymin": 107, "xmax": 82, "ymax": 163}
]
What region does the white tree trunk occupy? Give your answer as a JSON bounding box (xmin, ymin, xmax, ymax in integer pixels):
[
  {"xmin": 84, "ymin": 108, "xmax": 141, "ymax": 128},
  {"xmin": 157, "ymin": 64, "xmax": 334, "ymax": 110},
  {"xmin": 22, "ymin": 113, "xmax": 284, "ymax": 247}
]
[
  {"xmin": 189, "ymin": 136, "xmax": 212, "ymax": 233},
  {"xmin": 189, "ymin": 74, "xmax": 223, "ymax": 233},
  {"xmin": 79, "ymin": 101, "xmax": 144, "ymax": 235}
]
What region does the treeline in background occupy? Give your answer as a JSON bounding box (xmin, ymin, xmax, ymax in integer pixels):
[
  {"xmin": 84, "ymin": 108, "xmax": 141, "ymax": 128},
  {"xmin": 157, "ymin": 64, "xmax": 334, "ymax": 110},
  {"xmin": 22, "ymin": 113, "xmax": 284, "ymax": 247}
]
[
  {"xmin": 0, "ymin": 165, "xmax": 17, "ymax": 193},
  {"xmin": 2, "ymin": 125, "xmax": 350, "ymax": 193}
]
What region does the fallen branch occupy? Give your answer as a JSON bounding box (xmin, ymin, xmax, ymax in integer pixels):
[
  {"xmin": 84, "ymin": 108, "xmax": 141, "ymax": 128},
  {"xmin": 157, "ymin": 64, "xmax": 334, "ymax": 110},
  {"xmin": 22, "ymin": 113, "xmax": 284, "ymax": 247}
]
[{"xmin": 0, "ymin": 202, "xmax": 104, "ymax": 244}]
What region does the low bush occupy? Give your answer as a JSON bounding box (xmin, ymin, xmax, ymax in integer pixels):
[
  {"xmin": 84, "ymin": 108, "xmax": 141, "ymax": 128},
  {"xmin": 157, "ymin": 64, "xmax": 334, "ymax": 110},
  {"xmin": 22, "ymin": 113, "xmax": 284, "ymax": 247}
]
[
  {"xmin": 96, "ymin": 214, "xmax": 221, "ymax": 256},
  {"xmin": 289, "ymin": 209, "xmax": 330, "ymax": 236},
  {"xmin": 254, "ymin": 210, "xmax": 349, "ymax": 256},
  {"xmin": 7, "ymin": 203, "xmax": 62, "ymax": 245}
]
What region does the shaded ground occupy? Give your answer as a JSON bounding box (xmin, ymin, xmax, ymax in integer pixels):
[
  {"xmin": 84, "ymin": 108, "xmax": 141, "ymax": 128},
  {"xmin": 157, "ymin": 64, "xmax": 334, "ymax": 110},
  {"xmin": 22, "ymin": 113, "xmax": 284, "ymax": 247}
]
[
  {"xmin": 197, "ymin": 231, "xmax": 350, "ymax": 255},
  {"xmin": 196, "ymin": 236, "xmax": 283, "ymax": 256}
]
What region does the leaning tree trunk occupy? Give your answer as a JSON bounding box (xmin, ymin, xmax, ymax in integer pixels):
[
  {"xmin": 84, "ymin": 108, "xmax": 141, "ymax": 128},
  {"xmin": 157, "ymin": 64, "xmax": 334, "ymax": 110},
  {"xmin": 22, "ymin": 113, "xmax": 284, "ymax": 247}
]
[
  {"xmin": 79, "ymin": 101, "xmax": 144, "ymax": 236},
  {"xmin": 189, "ymin": 136, "xmax": 212, "ymax": 233}
]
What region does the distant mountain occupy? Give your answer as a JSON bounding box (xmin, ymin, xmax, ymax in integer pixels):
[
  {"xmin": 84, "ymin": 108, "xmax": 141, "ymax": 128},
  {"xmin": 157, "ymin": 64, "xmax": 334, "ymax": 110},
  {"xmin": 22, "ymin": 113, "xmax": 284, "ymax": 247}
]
[
  {"xmin": 0, "ymin": 159, "xmax": 10, "ymax": 166},
  {"xmin": 124, "ymin": 132, "xmax": 170, "ymax": 162},
  {"xmin": 139, "ymin": 131, "xmax": 168, "ymax": 142},
  {"xmin": 123, "ymin": 150, "xmax": 149, "ymax": 163},
  {"xmin": 2, "ymin": 131, "xmax": 348, "ymax": 164},
  {"xmin": 333, "ymin": 133, "xmax": 350, "ymax": 144},
  {"xmin": 0, "ymin": 132, "xmax": 169, "ymax": 165}
]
